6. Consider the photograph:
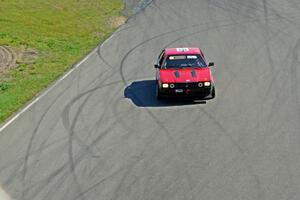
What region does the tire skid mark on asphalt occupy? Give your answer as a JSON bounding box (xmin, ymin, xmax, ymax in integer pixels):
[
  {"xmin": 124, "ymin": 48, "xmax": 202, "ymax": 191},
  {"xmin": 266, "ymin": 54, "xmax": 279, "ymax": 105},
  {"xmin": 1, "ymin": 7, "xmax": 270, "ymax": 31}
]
[
  {"xmin": 252, "ymin": 1, "xmax": 298, "ymax": 129},
  {"xmin": 209, "ymin": 0, "xmax": 300, "ymax": 25},
  {"xmin": 61, "ymin": 75, "xmax": 151, "ymax": 140},
  {"xmin": 260, "ymin": 0, "xmax": 291, "ymax": 134},
  {"xmin": 58, "ymin": 62, "xmax": 117, "ymax": 145},
  {"xmin": 20, "ymin": 83, "xmax": 74, "ymax": 200},
  {"xmin": 201, "ymin": 2, "xmax": 298, "ymax": 195},
  {"xmin": 251, "ymin": 3, "xmax": 300, "ymax": 136},
  {"xmin": 59, "ymin": 75, "xmax": 159, "ymax": 198},
  {"xmin": 2, "ymin": 137, "xmax": 67, "ymax": 191},
  {"xmin": 283, "ymin": 39, "xmax": 300, "ymax": 200},
  {"xmin": 0, "ymin": 135, "xmax": 66, "ymax": 176},
  {"xmin": 62, "ymin": 80, "xmax": 132, "ymax": 199},
  {"xmin": 72, "ymin": 166, "xmax": 126, "ymax": 200},
  {"xmin": 234, "ymin": 47, "xmax": 300, "ymax": 200},
  {"xmin": 19, "ymin": 79, "xmax": 123, "ymax": 198},
  {"xmin": 194, "ymin": 107, "xmax": 270, "ymax": 197},
  {"xmin": 109, "ymin": 126, "xmax": 163, "ymax": 200},
  {"xmin": 220, "ymin": 4, "xmax": 287, "ymax": 133},
  {"xmin": 209, "ymin": 0, "xmax": 263, "ymax": 19},
  {"xmin": 200, "ymin": 107, "xmax": 245, "ymax": 154},
  {"xmin": 288, "ymin": 0, "xmax": 300, "ymax": 11},
  {"xmin": 211, "ymin": 0, "xmax": 262, "ymax": 18},
  {"xmin": 81, "ymin": 76, "xmax": 153, "ymax": 138},
  {"xmin": 65, "ymin": 87, "xmax": 128, "ymax": 199},
  {"xmin": 151, "ymin": 0, "xmax": 205, "ymax": 48},
  {"xmin": 67, "ymin": 95, "xmax": 96, "ymax": 200},
  {"xmin": 198, "ymin": 20, "xmax": 299, "ymax": 193},
  {"xmin": 69, "ymin": 78, "xmax": 123, "ymax": 148},
  {"xmin": 22, "ymin": 116, "xmax": 127, "ymax": 199},
  {"xmin": 151, "ymin": 0, "xmax": 189, "ymax": 28},
  {"xmin": 264, "ymin": 0, "xmax": 300, "ymax": 29},
  {"xmin": 290, "ymin": 38, "xmax": 300, "ymax": 123},
  {"xmin": 61, "ymin": 69, "xmax": 124, "ymax": 136},
  {"xmin": 111, "ymin": 96, "xmax": 138, "ymax": 135},
  {"xmin": 209, "ymin": 0, "xmax": 295, "ymax": 133},
  {"xmin": 232, "ymin": 0, "xmax": 300, "ymax": 29},
  {"xmin": 96, "ymin": 25, "xmax": 136, "ymax": 70}
]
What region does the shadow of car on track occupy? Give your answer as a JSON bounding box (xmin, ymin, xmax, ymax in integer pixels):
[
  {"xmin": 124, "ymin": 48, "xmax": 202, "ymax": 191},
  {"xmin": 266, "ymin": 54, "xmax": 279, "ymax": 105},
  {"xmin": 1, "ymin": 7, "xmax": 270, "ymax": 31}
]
[{"xmin": 124, "ymin": 80, "xmax": 206, "ymax": 107}]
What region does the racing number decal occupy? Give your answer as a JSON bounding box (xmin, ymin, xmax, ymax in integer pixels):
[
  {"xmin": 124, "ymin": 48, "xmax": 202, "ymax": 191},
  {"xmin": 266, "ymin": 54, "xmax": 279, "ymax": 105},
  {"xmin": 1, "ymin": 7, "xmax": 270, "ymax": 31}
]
[{"xmin": 176, "ymin": 48, "xmax": 189, "ymax": 52}]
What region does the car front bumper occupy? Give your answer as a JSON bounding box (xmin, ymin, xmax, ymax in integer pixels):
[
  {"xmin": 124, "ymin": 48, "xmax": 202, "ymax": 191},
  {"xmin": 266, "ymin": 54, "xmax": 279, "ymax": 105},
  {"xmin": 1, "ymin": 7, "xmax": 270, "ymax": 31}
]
[{"xmin": 159, "ymin": 86, "xmax": 214, "ymax": 99}]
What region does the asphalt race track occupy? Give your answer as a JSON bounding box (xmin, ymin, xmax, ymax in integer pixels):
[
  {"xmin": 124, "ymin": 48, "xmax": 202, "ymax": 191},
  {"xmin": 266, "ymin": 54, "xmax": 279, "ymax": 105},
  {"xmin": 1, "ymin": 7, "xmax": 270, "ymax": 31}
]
[{"xmin": 1, "ymin": 0, "xmax": 300, "ymax": 199}]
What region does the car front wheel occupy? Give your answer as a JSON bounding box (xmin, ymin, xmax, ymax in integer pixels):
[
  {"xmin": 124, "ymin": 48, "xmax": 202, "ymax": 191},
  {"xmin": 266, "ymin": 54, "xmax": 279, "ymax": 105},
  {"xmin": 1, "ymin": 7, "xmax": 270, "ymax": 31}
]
[
  {"xmin": 211, "ymin": 87, "xmax": 216, "ymax": 99},
  {"xmin": 156, "ymin": 83, "xmax": 162, "ymax": 100}
]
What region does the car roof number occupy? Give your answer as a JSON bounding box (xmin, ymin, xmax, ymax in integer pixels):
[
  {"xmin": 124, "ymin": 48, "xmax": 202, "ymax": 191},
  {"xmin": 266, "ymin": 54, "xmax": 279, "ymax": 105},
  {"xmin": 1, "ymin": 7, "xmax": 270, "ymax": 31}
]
[{"xmin": 176, "ymin": 48, "xmax": 189, "ymax": 52}]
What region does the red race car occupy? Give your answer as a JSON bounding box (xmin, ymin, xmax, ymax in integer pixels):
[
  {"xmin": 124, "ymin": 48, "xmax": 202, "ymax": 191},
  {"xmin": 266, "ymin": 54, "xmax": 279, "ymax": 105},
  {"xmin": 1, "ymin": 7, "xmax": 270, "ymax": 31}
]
[{"xmin": 154, "ymin": 47, "xmax": 215, "ymax": 100}]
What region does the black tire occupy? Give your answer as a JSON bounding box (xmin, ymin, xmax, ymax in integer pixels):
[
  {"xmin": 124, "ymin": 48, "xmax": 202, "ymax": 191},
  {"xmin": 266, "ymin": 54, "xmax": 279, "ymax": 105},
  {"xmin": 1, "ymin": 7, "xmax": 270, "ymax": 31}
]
[
  {"xmin": 211, "ymin": 87, "xmax": 216, "ymax": 99},
  {"xmin": 156, "ymin": 83, "xmax": 162, "ymax": 100}
]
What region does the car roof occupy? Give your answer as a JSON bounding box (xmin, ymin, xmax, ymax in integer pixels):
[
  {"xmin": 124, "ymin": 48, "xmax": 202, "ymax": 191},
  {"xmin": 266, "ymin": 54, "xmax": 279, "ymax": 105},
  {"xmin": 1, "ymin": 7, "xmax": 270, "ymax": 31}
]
[{"xmin": 165, "ymin": 47, "xmax": 202, "ymax": 55}]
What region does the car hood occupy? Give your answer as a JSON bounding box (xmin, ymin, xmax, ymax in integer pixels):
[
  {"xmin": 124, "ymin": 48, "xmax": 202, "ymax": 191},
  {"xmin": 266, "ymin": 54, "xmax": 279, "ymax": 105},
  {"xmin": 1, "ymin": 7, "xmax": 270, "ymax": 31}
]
[{"xmin": 159, "ymin": 68, "xmax": 213, "ymax": 83}]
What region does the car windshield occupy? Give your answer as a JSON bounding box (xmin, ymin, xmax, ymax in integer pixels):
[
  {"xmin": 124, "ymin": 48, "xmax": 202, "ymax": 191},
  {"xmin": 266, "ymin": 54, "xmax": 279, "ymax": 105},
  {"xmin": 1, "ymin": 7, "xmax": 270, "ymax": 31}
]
[{"xmin": 163, "ymin": 54, "xmax": 207, "ymax": 69}]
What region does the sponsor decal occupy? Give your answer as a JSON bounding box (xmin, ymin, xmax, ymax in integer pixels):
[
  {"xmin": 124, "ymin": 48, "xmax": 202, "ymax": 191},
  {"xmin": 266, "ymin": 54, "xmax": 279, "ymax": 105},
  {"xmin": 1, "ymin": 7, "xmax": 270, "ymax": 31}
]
[{"xmin": 187, "ymin": 55, "xmax": 197, "ymax": 59}]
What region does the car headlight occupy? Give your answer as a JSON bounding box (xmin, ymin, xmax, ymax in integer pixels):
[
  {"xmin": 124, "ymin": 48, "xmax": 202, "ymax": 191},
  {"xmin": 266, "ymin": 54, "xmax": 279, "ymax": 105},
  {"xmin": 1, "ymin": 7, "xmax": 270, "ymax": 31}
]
[
  {"xmin": 204, "ymin": 82, "xmax": 211, "ymax": 86},
  {"xmin": 162, "ymin": 83, "xmax": 169, "ymax": 88},
  {"xmin": 170, "ymin": 84, "xmax": 175, "ymax": 88},
  {"xmin": 198, "ymin": 82, "xmax": 203, "ymax": 87}
]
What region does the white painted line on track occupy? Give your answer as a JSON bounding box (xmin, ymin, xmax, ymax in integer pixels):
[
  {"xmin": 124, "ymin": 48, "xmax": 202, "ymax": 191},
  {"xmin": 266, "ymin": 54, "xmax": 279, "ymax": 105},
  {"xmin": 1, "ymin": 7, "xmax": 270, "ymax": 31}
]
[
  {"xmin": 0, "ymin": 32, "xmax": 117, "ymax": 133},
  {"xmin": 0, "ymin": 186, "xmax": 11, "ymax": 200}
]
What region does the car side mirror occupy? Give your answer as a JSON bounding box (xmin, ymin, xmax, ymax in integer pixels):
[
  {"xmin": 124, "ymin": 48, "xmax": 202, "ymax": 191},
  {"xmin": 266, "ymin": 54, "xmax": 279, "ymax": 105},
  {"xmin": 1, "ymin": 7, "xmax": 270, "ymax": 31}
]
[
  {"xmin": 154, "ymin": 64, "xmax": 160, "ymax": 68},
  {"xmin": 208, "ymin": 62, "xmax": 214, "ymax": 67}
]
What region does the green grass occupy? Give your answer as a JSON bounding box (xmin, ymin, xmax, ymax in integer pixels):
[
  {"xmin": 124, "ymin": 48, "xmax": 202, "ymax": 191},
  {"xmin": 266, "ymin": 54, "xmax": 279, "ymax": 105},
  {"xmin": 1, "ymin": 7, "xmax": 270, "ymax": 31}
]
[{"xmin": 0, "ymin": 0, "xmax": 125, "ymax": 122}]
